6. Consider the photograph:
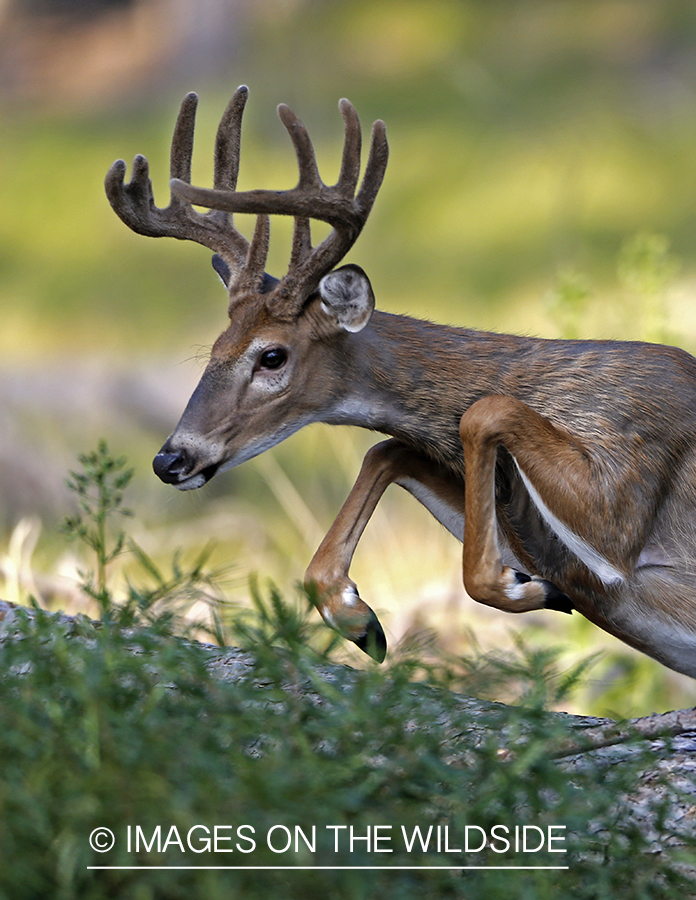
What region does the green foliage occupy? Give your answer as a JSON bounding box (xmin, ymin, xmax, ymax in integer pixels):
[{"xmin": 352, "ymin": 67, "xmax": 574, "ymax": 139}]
[
  {"xmin": 63, "ymin": 441, "xmax": 134, "ymax": 610},
  {"xmin": 618, "ymin": 232, "xmax": 680, "ymax": 344},
  {"xmin": 0, "ymin": 445, "xmax": 693, "ymax": 899},
  {"xmin": 440, "ymin": 632, "xmax": 601, "ymax": 712},
  {"xmin": 61, "ymin": 441, "xmax": 227, "ymax": 635},
  {"xmin": 546, "ymin": 231, "xmax": 680, "ymax": 344},
  {"xmin": 545, "ymin": 266, "xmax": 593, "ymax": 340}
]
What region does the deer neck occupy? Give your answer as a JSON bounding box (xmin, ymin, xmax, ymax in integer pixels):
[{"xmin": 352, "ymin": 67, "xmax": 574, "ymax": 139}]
[{"xmin": 323, "ymin": 310, "xmax": 514, "ymax": 462}]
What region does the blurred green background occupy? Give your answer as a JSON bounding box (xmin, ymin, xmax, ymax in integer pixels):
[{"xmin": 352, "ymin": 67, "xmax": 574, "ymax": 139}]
[{"xmin": 2, "ymin": 0, "xmax": 696, "ymax": 715}]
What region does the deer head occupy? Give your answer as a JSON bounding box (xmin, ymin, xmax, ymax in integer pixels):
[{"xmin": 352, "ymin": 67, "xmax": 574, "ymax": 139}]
[{"xmin": 105, "ymin": 86, "xmax": 389, "ymax": 489}]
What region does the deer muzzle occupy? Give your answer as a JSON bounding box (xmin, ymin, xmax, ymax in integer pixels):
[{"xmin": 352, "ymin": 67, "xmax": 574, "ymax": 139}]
[{"xmin": 152, "ymin": 445, "xmax": 220, "ymax": 490}]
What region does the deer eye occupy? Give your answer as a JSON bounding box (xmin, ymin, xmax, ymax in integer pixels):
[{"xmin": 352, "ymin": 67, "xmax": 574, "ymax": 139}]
[{"xmin": 258, "ymin": 347, "xmax": 288, "ymax": 370}]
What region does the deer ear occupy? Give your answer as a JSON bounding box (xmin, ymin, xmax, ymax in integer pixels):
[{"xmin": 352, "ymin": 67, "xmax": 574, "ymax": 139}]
[
  {"xmin": 212, "ymin": 253, "xmax": 232, "ymax": 289},
  {"xmin": 318, "ymin": 264, "xmax": 375, "ymax": 333},
  {"xmin": 214, "ymin": 252, "xmax": 279, "ymax": 297}
]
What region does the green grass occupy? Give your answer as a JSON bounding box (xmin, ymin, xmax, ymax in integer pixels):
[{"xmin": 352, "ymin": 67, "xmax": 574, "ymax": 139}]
[{"xmin": 0, "ymin": 444, "xmax": 693, "ymax": 899}]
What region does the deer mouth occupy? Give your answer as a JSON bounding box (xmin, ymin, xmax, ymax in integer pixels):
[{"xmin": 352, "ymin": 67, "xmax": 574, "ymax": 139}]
[{"xmin": 176, "ymin": 462, "xmax": 221, "ymax": 491}]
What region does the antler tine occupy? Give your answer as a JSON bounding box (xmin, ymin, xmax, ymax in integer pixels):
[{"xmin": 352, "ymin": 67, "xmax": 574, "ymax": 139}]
[
  {"xmin": 171, "ymin": 102, "xmax": 371, "ymax": 231},
  {"xmin": 105, "ymin": 90, "xmax": 250, "ymax": 270},
  {"xmin": 105, "ymin": 92, "xmax": 200, "ymax": 236},
  {"xmin": 336, "ymin": 98, "xmax": 362, "ymax": 196},
  {"xmin": 105, "ymin": 154, "xmax": 159, "ymax": 238},
  {"xmin": 279, "ymin": 103, "xmax": 319, "ymax": 271},
  {"xmin": 233, "ymin": 213, "xmax": 271, "ymax": 292},
  {"xmin": 355, "ymin": 118, "xmax": 389, "ymax": 216},
  {"xmin": 169, "ymin": 91, "xmax": 197, "ymax": 188},
  {"xmin": 289, "ymin": 217, "xmax": 313, "ymax": 270},
  {"xmin": 214, "ymin": 85, "xmax": 249, "ymax": 191},
  {"xmin": 276, "ymin": 103, "xmax": 323, "ymax": 190},
  {"xmin": 282, "ymin": 111, "xmax": 389, "ymax": 305}
]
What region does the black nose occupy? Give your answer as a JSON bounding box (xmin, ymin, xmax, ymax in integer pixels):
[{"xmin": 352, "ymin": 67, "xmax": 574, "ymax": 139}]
[{"xmin": 152, "ymin": 448, "xmax": 193, "ymax": 484}]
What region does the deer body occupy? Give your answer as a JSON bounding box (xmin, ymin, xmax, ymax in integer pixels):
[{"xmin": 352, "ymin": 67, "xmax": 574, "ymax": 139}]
[{"xmin": 106, "ymin": 86, "xmax": 696, "ymax": 676}]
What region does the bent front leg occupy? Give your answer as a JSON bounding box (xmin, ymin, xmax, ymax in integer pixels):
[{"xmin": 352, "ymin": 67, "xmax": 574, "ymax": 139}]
[
  {"xmin": 459, "ymin": 396, "xmax": 576, "ymax": 615},
  {"xmin": 305, "ymin": 439, "xmax": 466, "ymax": 661}
]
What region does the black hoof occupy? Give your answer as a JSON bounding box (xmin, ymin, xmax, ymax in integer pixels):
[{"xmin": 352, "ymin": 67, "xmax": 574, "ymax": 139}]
[
  {"xmin": 354, "ymin": 618, "xmax": 387, "ymax": 663},
  {"xmin": 514, "ymin": 571, "xmax": 531, "ymax": 584},
  {"xmin": 541, "ymin": 580, "xmax": 574, "ymax": 614},
  {"xmin": 514, "ymin": 571, "xmax": 573, "ymax": 614}
]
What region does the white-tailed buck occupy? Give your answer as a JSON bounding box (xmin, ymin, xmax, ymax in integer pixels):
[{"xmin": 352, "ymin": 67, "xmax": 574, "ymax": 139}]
[{"xmin": 107, "ymin": 86, "xmax": 696, "ymax": 675}]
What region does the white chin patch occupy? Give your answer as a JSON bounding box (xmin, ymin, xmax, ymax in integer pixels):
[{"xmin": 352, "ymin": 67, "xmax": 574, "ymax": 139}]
[{"xmin": 175, "ymin": 473, "xmax": 208, "ymax": 491}]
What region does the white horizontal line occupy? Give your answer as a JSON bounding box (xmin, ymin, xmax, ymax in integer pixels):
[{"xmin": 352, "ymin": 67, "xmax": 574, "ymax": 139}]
[{"xmin": 88, "ymin": 865, "xmax": 569, "ymax": 871}]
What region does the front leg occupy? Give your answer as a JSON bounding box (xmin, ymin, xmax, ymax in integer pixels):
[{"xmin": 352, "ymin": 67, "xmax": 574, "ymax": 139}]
[{"xmin": 305, "ymin": 439, "xmax": 466, "ymax": 661}]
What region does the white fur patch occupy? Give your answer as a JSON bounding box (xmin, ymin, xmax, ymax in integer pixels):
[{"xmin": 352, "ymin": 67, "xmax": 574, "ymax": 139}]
[
  {"xmin": 341, "ymin": 585, "xmax": 359, "ymax": 607},
  {"xmin": 504, "ymin": 581, "xmax": 529, "ymax": 602},
  {"xmin": 174, "ymin": 473, "xmax": 208, "ymax": 491},
  {"xmin": 326, "ymin": 397, "xmax": 399, "ymax": 431},
  {"xmin": 172, "ymin": 411, "xmax": 318, "ymax": 488},
  {"xmin": 513, "ymin": 459, "xmax": 625, "ymax": 586},
  {"xmin": 396, "ymin": 477, "xmax": 465, "ymax": 540},
  {"xmin": 220, "ymin": 412, "xmax": 318, "ymax": 470}
]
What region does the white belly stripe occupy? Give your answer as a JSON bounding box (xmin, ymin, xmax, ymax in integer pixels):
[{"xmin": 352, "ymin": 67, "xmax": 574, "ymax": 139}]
[
  {"xmin": 396, "ymin": 477, "xmax": 465, "ymax": 540},
  {"xmin": 513, "ymin": 460, "xmax": 625, "ymax": 586}
]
